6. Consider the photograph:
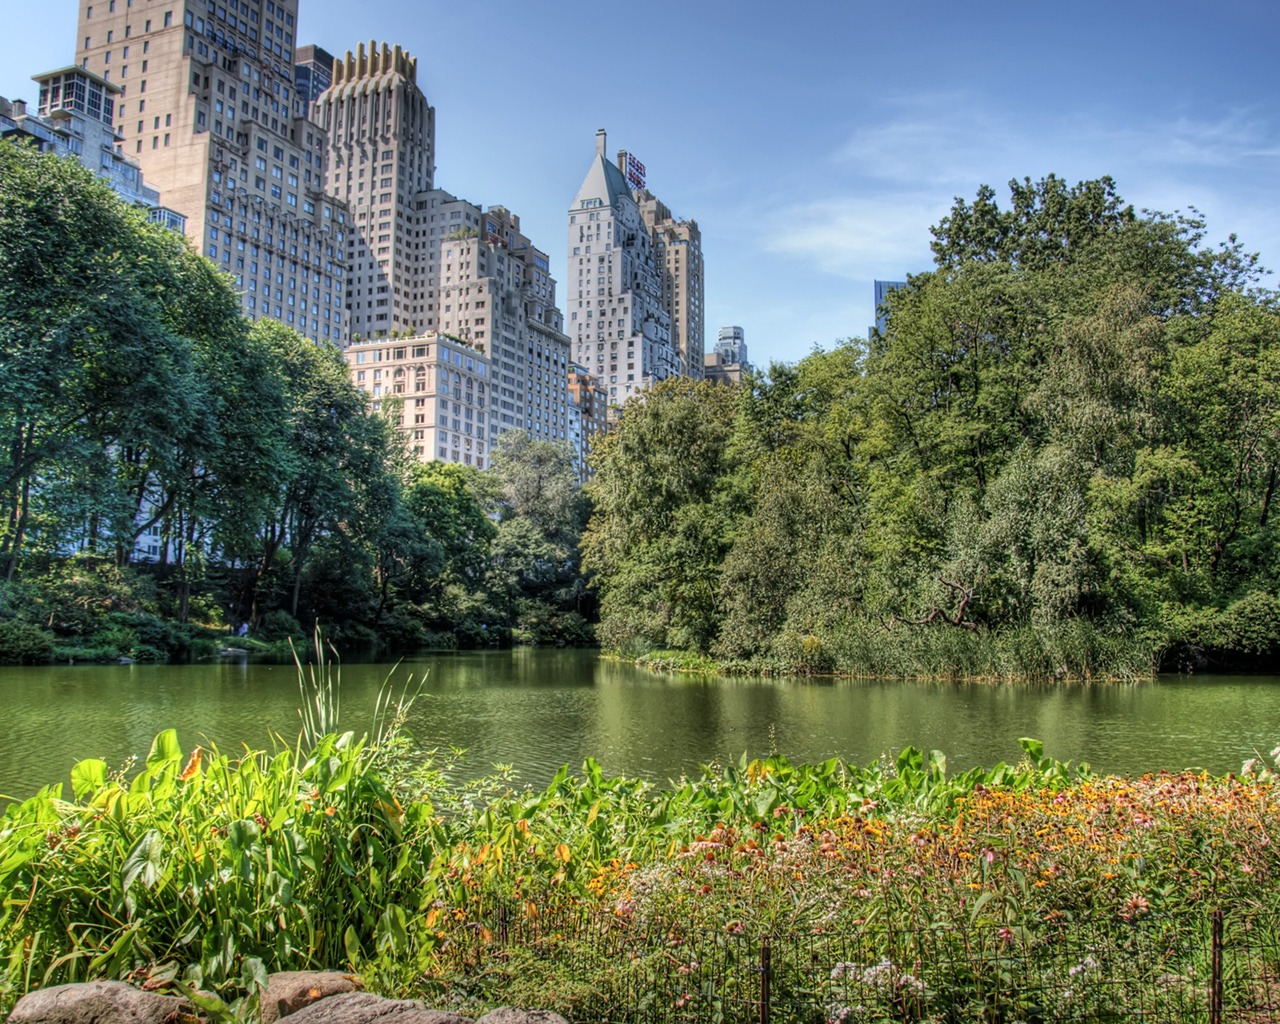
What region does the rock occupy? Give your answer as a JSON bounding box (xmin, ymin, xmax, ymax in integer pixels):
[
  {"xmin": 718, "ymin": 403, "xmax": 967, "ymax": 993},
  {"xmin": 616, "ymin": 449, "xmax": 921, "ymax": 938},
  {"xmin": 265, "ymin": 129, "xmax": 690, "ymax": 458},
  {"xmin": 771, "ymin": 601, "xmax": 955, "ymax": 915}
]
[
  {"xmin": 284, "ymin": 993, "xmax": 472, "ymax": 1024},
  {"xmin": 6, "ymin": 981, "xmax": 195, "ymax": 1024},
  {"xmin": 476, "ymin": 1010, "xmax": 569, "ymax": 1024},
  {"xmin": 260, "ymin": 972, "xmax": 361, "ymax": 1024}
]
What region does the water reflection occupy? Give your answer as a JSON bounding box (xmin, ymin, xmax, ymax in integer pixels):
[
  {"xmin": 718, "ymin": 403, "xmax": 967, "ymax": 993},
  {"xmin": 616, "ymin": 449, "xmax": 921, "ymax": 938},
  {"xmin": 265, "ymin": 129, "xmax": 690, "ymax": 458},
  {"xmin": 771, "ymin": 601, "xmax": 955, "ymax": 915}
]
[{"xmin": 1, "ymin": 649, "xmax": 1275, "ymax": 800}]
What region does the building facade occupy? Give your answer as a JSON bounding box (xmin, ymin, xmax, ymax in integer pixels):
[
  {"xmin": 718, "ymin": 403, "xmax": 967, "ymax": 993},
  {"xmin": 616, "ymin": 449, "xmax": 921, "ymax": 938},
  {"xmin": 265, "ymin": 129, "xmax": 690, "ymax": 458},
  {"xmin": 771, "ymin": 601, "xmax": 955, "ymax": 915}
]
[
  {"xmin": 637, "ymin": 188, "xmax": 704, "ymax": 381},
  {"xmin": 566, "ymin": 129, "xmax": 677, "ymax": 415},
  {"xmin": 311, "ymin": 41, "xmax": 573, "ymax": 458},
  {"xmin": 2, "ymin": 66, "xmax": 185, "ymax": 229},
  {"xmin": 345, "ymin": 332, "xmax": 492, "ymax": 468},
  {"xmin": 566, "ymin": 363, "xmax": 607, "ymax": 481},
  {"xmin": 73, "ymin": 0, "xmax": 349, "ymax": 345},
  {"xmin": 292, "ymin": 43, "xmax": 333, "ymax": 107}
]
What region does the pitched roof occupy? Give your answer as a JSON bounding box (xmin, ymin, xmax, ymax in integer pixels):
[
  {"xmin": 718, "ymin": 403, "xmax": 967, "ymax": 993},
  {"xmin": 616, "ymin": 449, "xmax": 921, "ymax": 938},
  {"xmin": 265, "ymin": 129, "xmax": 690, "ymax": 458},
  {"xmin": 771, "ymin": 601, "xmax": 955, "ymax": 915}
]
[{"xmin": 572, "ymin": 132, "xmax": 630, "ymax": 210}]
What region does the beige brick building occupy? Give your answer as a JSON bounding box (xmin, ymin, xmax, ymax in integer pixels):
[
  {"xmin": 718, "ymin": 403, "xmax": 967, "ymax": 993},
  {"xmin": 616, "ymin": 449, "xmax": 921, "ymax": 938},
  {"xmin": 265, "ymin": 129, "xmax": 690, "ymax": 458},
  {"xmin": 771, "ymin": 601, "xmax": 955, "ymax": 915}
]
[
  {"xmin": 637, "ymin": 189, "xmax": 704, "ymax": 381},
  {"xmin": 312, "ymin": 42, "xmax": 573, "ymax": 456},
  {"xmin": 345, "ymin": 333, "xmax": 491, "ymax": 468},
  {"xmin": 74, "ymin": 0, "xmax": 348, "ymax": 345}
]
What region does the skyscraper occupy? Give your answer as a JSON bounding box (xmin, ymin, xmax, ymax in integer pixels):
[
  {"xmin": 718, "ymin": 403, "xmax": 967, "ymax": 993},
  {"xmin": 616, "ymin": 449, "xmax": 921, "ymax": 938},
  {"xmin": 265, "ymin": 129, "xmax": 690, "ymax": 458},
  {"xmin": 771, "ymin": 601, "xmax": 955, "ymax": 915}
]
[
  {"xmin": 73, "ymin": 0, "xmax": 349, "ymax": 345},
  {"xmin": 567, "ymin": 129, "xmax": 677, "ymax": 413},
  {"xmin": 704, "ymin": 325, "xmax": 751, "ymax": 385},
  {"xmin": 310, "ymin": 42, "xmax": 433, "ymax": 341},
  {"xmin": 637, "ymin": 188, "xmax": 704, "ymax": 380},
  {"xmin": 314, "ymin": 41, "xmax": 572, "ymax": 458}
]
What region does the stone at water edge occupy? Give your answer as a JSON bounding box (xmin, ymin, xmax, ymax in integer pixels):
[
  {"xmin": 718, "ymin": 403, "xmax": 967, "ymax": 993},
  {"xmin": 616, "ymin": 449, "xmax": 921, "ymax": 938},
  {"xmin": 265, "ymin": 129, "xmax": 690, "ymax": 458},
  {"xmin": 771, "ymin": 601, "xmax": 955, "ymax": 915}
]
[
  {"xmin": 260, "ymin": 972, "xmax": 362, "ymax": 1024},
  {"xmin": 6, "ymin": 981, "xmax": 196, "ymax": 1024},
  {"xmin": 476, "ymin": 1011, "xmax": 570, "ymax": 1024},
  {"xmin": 283, "ymin": 992, "xmax": 472, "ymax": 1024}
]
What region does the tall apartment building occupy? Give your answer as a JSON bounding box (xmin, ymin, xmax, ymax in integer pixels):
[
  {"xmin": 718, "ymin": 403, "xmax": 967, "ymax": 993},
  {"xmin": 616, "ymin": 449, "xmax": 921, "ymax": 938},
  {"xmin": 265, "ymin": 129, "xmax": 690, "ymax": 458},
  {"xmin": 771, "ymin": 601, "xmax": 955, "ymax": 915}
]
[
  {"xmin": 311, "ymin": 41, "xmax": 573, "ymax": 456},
  {"xmin": 567, "ymin": 130, "xmax": 688, "ymax": 415},
  {"xmin": 2, "ymin": 65, "xmax": 184, "ymax": 231},
  {"xmin": 73, "ymin": 0, "xmax": 349, "ymax": 345},
  {"xmin": 637, "ymin": 188, "xmax": 704, "ymax": 380}
]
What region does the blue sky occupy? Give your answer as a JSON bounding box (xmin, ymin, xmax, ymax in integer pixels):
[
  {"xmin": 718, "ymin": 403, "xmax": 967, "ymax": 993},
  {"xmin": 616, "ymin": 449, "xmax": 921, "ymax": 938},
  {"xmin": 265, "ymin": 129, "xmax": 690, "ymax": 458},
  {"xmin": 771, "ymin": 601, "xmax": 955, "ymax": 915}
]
[{"xmin": 4, "ymin": 0, "xmax": 1279, "ymax": 368}]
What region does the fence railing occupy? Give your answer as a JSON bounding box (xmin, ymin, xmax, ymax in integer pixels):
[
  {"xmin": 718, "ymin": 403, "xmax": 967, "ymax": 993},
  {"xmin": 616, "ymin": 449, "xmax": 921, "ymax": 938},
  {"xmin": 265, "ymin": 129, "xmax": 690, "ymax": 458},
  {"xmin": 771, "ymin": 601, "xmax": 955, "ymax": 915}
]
[{"xmin": 433, "ymin": 904, "xmax": 1280, "ymax": 1024}]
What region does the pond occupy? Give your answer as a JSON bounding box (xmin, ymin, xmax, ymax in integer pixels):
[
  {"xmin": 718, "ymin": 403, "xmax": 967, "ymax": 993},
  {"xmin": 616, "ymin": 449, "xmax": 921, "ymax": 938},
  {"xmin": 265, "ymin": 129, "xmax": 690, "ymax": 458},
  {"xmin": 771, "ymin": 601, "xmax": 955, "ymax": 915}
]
[{"xmin": 1, "ymin": 648, "xmax": 1276, "ymax": 800}]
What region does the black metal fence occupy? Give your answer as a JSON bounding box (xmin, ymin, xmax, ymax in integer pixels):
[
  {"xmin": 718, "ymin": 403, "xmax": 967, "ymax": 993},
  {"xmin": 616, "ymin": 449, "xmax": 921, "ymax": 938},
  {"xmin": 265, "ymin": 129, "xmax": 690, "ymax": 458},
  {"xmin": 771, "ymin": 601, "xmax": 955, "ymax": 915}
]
[{"xmin": 438, "ymin": 905, "xmax": 1280, "ymax": 1023}]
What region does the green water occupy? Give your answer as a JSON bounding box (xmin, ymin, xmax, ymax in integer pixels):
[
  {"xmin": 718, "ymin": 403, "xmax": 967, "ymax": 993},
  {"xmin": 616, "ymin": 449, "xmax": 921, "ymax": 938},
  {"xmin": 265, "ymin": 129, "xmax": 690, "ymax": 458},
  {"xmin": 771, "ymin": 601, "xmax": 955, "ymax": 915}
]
[{"xmin": 0, "ymin": 648, "xmax": 1276, "ymax": 800}]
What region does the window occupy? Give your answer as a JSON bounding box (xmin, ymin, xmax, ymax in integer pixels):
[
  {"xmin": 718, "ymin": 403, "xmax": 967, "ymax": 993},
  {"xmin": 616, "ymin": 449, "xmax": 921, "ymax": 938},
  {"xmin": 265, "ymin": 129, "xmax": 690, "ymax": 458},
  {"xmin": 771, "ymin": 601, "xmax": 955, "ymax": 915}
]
[{"xmin": 163, "ymin": 10, "xmax": 172, "ymax": 26}]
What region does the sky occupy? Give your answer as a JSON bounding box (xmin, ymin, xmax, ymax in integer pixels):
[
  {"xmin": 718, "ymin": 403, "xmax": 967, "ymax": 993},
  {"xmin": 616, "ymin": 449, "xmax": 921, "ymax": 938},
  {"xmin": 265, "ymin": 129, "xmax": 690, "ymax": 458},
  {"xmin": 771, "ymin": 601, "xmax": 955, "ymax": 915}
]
[{"xmin": 4, "ymin": 0, "xmax": 1280, "ymax": 368}]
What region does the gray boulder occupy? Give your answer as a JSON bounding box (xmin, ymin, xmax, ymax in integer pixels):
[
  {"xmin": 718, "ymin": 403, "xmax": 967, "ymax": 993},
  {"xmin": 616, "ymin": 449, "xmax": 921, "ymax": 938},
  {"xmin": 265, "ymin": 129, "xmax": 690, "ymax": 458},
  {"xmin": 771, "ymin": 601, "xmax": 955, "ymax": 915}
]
[
  {"xmin": 6, "ymin": 981, "xmax": 195, "ymax": 1024},
  {"xmin": 476, "ymin": 1011, "xmax": 569, "ymax": 1024},
  {"xmin": 260, "ymin": 972, "xmax": 361, "ymax": 1024},
  {"xmin": 284, "ymin": 993, "xmax": 471, "ymax": 1024}
]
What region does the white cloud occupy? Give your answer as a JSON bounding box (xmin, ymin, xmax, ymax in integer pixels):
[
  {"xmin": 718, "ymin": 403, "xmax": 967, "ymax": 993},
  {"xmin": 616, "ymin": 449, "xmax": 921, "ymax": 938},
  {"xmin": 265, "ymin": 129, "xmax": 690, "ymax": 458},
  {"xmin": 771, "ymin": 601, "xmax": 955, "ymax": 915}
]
[
  {"xmin": 758, "ymin": 94, "xmax": 1280, "ymax": 289},
  {"xmin": 764, "ymin": 193, "xmax": 940, "ymax": 281}
]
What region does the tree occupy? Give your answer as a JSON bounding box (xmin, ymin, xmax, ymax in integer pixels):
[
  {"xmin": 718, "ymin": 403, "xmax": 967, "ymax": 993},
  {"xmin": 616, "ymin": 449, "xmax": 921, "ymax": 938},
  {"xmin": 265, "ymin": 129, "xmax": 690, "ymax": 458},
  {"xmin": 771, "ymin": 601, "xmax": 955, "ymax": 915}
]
[
  {"xmin": 238, "ymin": 320, "xmax": 395, "ymax": 623},
  {"xmin": 0, "ymin": 139, "xmax": 248, "ymax": 580},
  {"xmin": 583, "ymin": 379, "xmax": 741, "ymax": 653}
]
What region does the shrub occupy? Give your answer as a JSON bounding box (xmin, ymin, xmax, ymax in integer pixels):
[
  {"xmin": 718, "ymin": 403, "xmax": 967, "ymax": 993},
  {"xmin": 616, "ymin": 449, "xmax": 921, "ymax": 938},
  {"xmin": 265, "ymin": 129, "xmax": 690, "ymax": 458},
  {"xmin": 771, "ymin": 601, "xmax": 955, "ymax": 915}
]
[
  {"xmin": 89, "ymin": 624, "xmax": 137, "ymax": 659},
  {"xmin": 0, "ymin": 619, "xmax": 55, "ymax": 664},
  {"xmin": 255, "ymin": 609, "xmax": 306, "ymax": 642}
]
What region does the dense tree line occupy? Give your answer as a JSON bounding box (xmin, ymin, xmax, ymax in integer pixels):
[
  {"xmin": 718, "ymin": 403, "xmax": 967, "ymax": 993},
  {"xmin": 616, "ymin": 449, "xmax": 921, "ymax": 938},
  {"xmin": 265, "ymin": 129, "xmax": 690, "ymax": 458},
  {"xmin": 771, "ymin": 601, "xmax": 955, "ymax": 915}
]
[
  {"xmin": 585, "ymin": 176, "xmax": 1280, "ymax": 678},
  {"xmin": 0, "ymin": 141, "xmax": 590, "ymax": 662}
]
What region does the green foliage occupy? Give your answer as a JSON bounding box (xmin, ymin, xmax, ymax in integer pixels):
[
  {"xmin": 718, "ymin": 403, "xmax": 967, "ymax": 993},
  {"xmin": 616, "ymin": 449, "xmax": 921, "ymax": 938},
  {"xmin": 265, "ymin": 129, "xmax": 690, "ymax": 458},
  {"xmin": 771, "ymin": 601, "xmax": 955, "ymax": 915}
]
[
  {"xmin": 0, "ymin": 619, "xmax": 54, "ymax": 664},
  {"xmin": 586, "ymin": 176, "xmax": 1280, "ymax": 677},
  {"xmin": 584, "ymin": 379, "xmax": 742, "ymax": 654},
  {"xmin": 18, "ymin": 710, "xmax": 1280, "ymax": 1021},
  {"xmin": 0, "ymin": 140, "xmax": 596, "ymax": 660}
]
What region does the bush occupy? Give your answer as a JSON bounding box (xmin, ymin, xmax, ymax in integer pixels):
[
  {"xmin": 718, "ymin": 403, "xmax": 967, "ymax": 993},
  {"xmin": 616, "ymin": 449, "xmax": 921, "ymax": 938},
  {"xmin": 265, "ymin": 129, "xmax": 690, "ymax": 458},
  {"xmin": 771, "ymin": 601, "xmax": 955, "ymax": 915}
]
[
  {"xmin": 0, "ymin": 619, "xmax": 55, "ymax": 664},
  {"xmin": 51, "ymin": 643, "xmax": 118, "ymax": 663},
  {"xmin": 32, "ymin": 555, "xmax": 158, "ymax": 638},
  {"xmin": 255, "ymin": 609, "xmax": 306, "ymax": 642},
  {"xmin": 515, "ymin": 603, "xmax": 596, "ymax": 647},
  {"xmin": 454, "ymin": 618, "xmax": 509, "ymax": 648},
  {"xmin": 88, "ymin": 624, "xmax": 137, "ymax": 659}
]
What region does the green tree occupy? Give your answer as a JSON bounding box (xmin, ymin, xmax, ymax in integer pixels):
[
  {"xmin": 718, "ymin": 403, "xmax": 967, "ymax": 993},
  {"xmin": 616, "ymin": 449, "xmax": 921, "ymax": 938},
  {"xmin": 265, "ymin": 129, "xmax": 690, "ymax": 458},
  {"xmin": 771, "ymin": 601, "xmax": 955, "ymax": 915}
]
[
  {"xmin": 583, "ymin": 379, "xmax": 741, "ymax": 653},
  {"xmin": 0, "ymin": 140, "xmax": 244, "ymax": 578}
]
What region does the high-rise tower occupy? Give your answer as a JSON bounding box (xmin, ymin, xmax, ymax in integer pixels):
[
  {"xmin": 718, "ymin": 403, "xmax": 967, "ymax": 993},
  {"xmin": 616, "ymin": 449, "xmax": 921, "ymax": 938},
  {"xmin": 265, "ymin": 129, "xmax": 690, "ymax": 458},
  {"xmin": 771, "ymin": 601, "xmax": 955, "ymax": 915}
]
[
  {"xmin": 73, "ymin": 0, "xmax": 349, "ymax": 344},
  {"xmin": 310, "ymin": 41, "xmax": 434, "ymax": 340},
  {"xmin": 317, "ymin": 41, "xmax": 572, "ymax": 460},
  {"xmin": 567, "ymin": 129, "xmax": 676, "ymax": 413},
  {"xmin": 637, "ymin": 188, "xmax": 704, "ymax": 380}
]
